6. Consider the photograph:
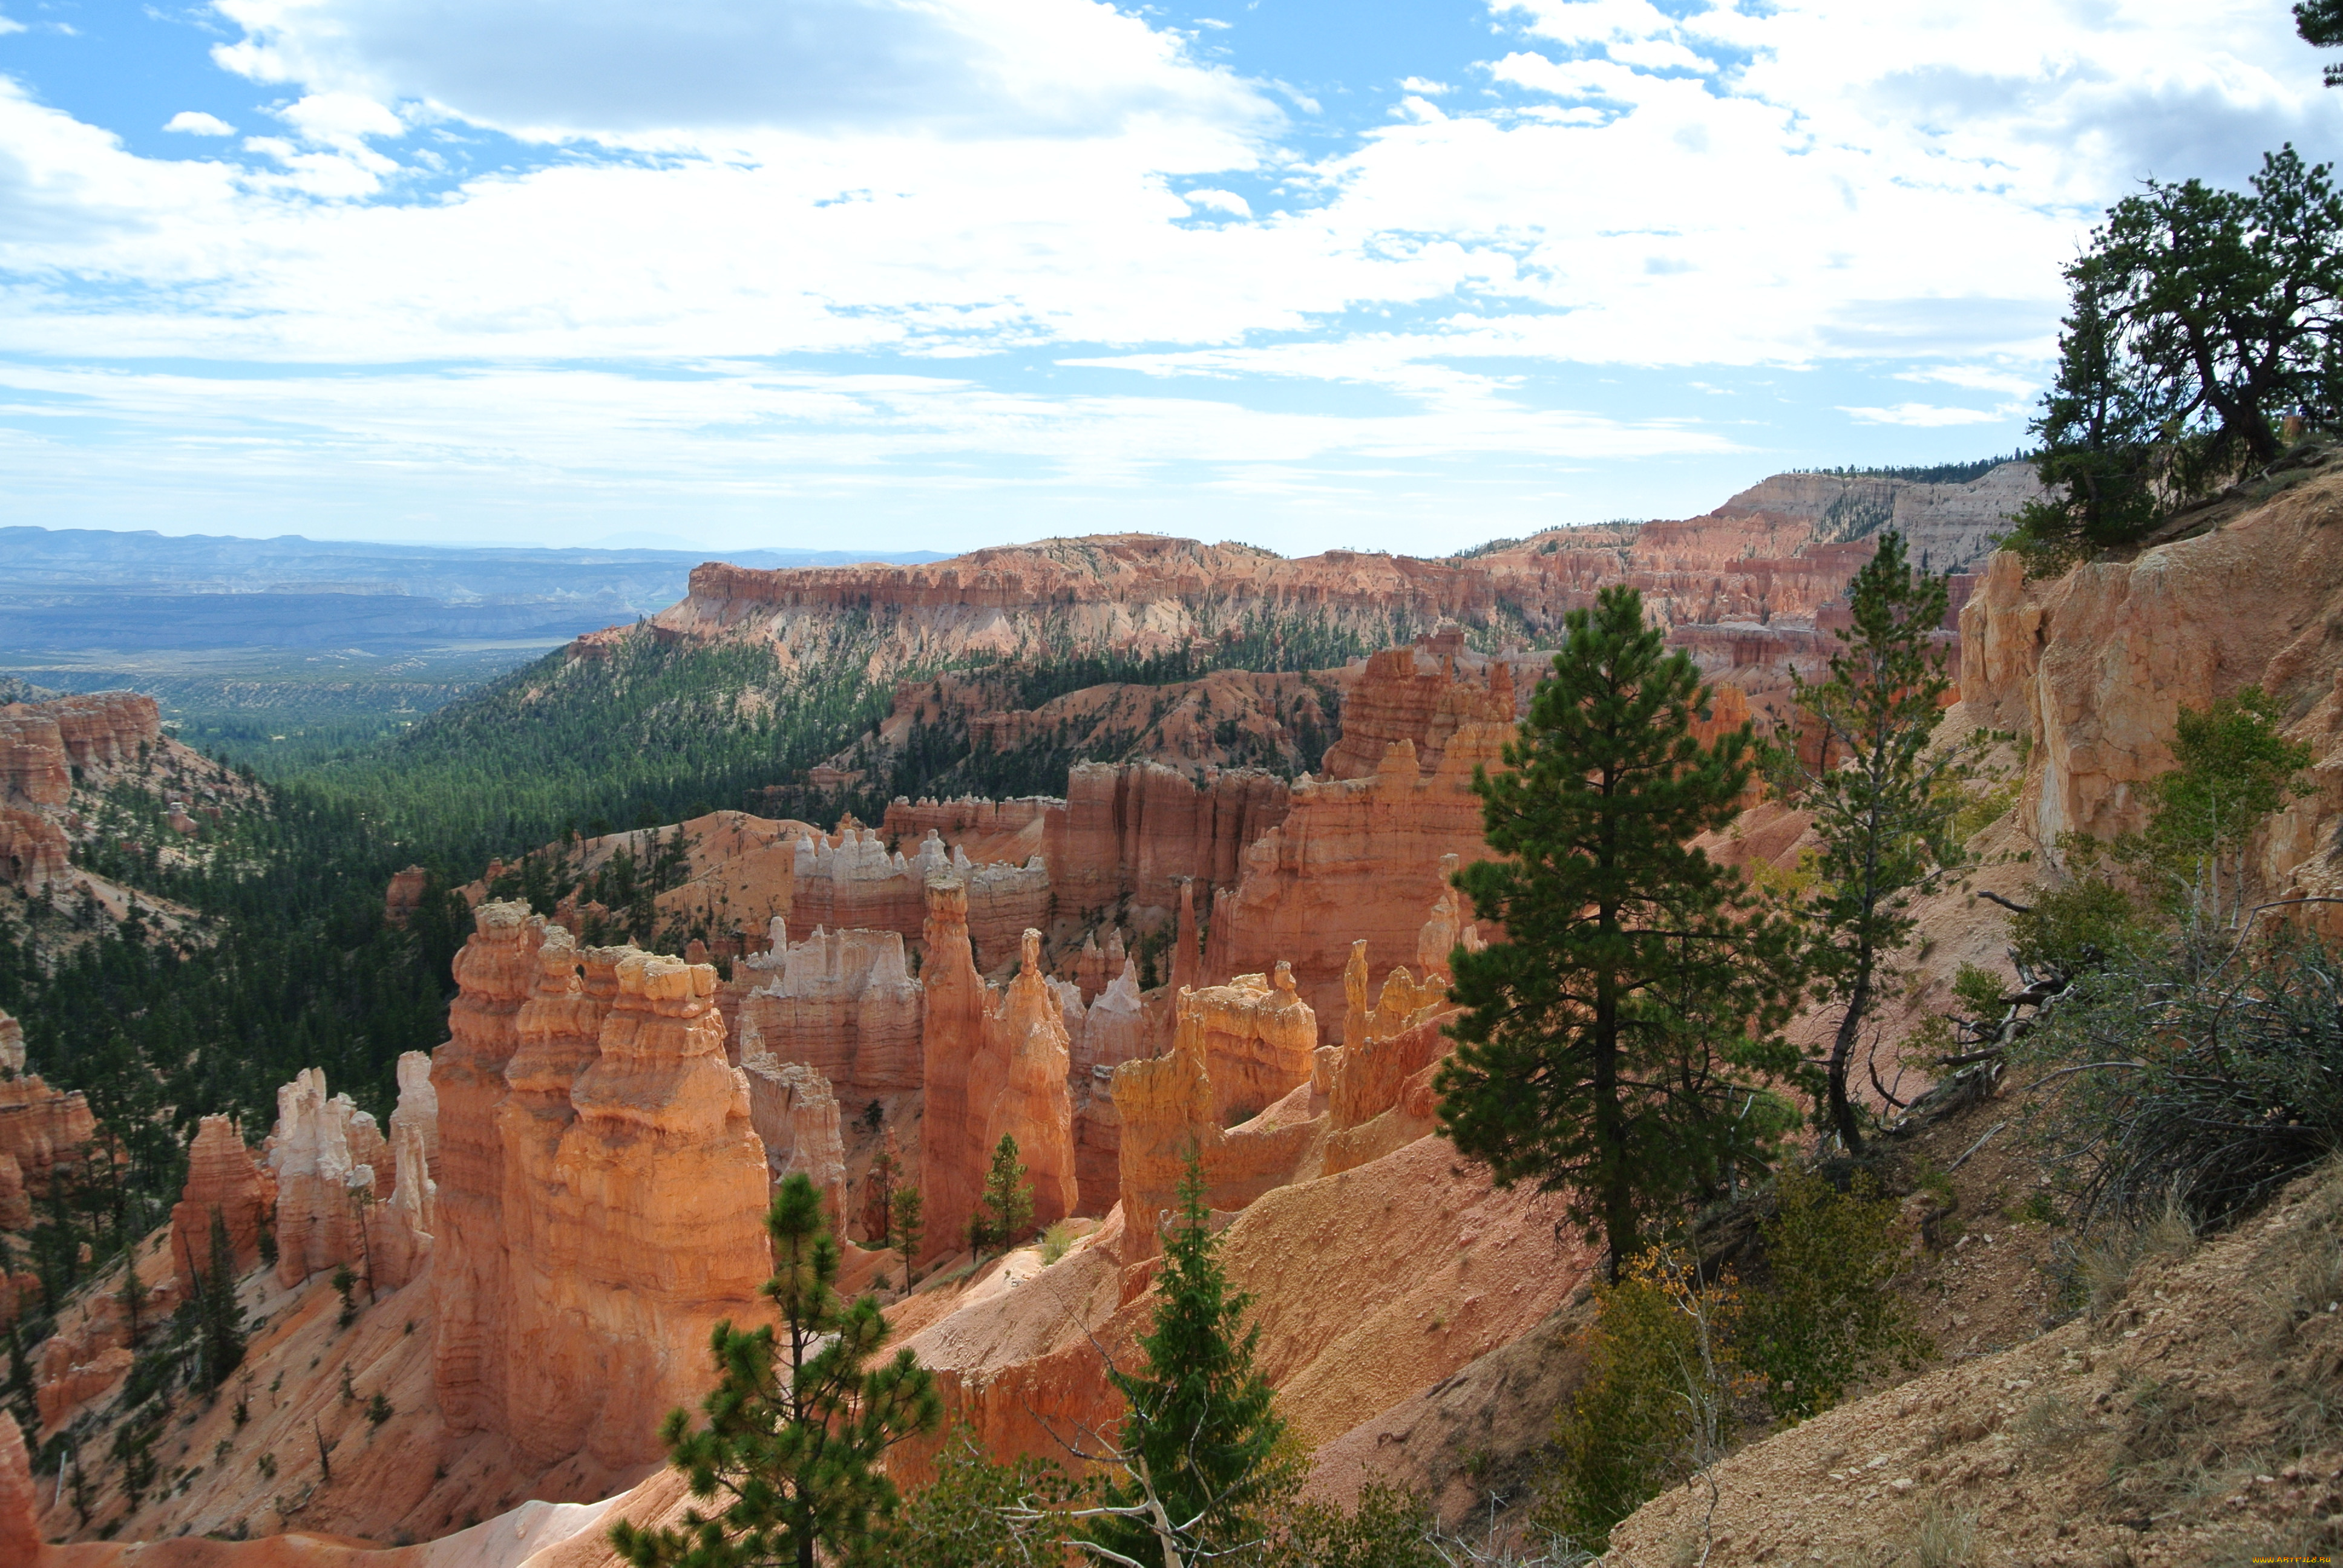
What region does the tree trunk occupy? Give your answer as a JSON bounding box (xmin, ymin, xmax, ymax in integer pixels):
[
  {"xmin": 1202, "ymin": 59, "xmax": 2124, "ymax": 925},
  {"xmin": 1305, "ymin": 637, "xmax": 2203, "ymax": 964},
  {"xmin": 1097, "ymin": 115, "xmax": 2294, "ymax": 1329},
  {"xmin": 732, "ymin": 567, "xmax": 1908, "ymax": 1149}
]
[{"xmin": 1828, "ymin": 961, "xmax": 1870, "ymax": 1154}]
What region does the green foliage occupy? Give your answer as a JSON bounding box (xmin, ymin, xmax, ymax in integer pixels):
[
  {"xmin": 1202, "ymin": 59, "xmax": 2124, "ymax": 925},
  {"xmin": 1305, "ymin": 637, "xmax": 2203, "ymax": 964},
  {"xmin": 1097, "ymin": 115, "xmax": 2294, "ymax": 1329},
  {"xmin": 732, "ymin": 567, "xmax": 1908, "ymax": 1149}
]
[
  {"xmin": 2299, "ymin": 0, "xmax": 2343, "ymax": 86},
  {"xmin": 975, "ymin": 1135, "xmax": 1033, "ymax": 1261},
  {"xmin": 1040, "ymin": 1221, "xmax": 1073, "ymax": 1266},
  {"xmin": 608, "ymin": 1174, "xmax": 942, "ymax": 1568},
  {"xmin": 891, "ymin": 1186, "xmax": 924, "ymax": 1292},
  {"xmin": 1794, "ymin": 455, "xmax": 2028, "ymax": 486},
  {"xmin": 892, "ymin": 1427, "xmax": 1083, "ymax": 1566},
  {"xmin": 2008, "ymin": 145, "xmax": 2343, "ymax": 569},
  {"xmin": 1739, "ymin": 1172, "xmax": 1930, "ymax": 1423},
  {"xmin": 2019, "ymin": 933, "xmax": 2343, "ymax": 1230},
  {"xmin": 1538, "ymin": 1247, "xmax": 1740, "ymax": 1552},
  {"xmin": 2005, "ymin": 875, "xmax": 2146, "ymax": 983},
  {"xmin": 1789, "ymin": 532, "xmax": 1964, "ymax": 1152},
  {"xmin": 1949, "ymin": 964, "xmax": 2007, "ymax": 1024},
  {"xmin": 365, "ymin": 1392, "xmax": 394, "ymax": 1429},
  {"xmin": 196, "ymin": 1207, "xmax": 246, "ymax": 1393},
  {"xmin": 1093, "ymin": 1153, "xmax": 1286, "ymax": 1566},
  {"xmin": 331, "ymin": 1264, "xmax": 358, "ymax": 1329},
  {"xmin": 1437, "ymin": 585, "xmax": 1807, "ymax": 1269},
  {"xmin": 2097, "ymin": 687, "xmax": 2315, "ymax": 935},
  {"xmin": 1267, "ymin": 1481, "xmax": 1443, "ymax": 1567}
]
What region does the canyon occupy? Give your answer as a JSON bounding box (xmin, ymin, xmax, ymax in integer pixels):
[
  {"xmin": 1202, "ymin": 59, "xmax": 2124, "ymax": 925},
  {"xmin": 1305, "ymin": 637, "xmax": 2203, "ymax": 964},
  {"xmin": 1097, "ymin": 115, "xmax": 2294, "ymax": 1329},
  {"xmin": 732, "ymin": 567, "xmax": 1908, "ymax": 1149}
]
[{"xmin": 85, "ymin": 452, "xmax": 2343, "ymax": 1568}]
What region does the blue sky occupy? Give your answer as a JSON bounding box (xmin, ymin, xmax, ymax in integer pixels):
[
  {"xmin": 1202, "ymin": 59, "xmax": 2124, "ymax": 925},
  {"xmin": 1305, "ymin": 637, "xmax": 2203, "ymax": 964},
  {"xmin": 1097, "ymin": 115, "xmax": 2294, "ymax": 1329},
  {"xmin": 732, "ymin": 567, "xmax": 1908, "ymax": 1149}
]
[{"xmin": 0, "ymin": 0, "xmax": 2332, "ymax": 557}]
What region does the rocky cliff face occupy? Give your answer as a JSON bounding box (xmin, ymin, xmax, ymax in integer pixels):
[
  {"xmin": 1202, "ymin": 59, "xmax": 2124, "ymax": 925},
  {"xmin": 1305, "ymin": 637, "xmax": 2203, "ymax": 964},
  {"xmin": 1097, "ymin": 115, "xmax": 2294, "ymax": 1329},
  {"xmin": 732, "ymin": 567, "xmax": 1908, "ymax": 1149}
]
[
  {"xmin": 0, "ymin": 692, "xmax": 161, "ymax": 888},
  {"xmin": 1958, "ymin": 468, "xmax": 2343, "ymax": 926},
  {"xmin": 1711, "ymin": 459, "xmax": 2040, "ymax": 575},
  {"xmin": 1320, "ymin": 627, "xmax": 1518, "ymax": 782},
  {"xmin": 168, "ymin": 1115, "xmax": 274, "ymax": 1296},
  {"xmin": 1207, "ymin": 730, "xmax": 1507, "ymax": 1037},
  {"xmin": 434, "ymin": 904, "xmax": 775, "ymax": 1475},
  {"xmin": 790, "ymin": 826, "xmax": 1049, "ymax": 973},
  {"xmin": 1043, "ymin": 760, "xmax": 1293, "ymax": 918},
  {"xmin": 0, "ymin": 1063, "xmax": 96, "ymax": 1229},
  {"xmin": 734, "ymin": 920, "xmax": 923, "ymax": 1108},
  {"xmin": 742, "ymin": 1053, "xmax": 848, "ymax": 1225}
]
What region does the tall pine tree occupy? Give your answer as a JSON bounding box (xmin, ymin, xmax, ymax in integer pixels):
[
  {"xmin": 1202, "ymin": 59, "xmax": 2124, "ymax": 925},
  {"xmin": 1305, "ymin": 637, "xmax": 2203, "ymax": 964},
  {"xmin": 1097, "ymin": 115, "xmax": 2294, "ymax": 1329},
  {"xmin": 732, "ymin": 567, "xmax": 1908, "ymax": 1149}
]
[
  {"xmin": 1090, "ymin": 1152, "xmax": 1285, "ymax": 1565},
  {"xmin": 1790, "ymin": 532, "xmax": 1964, "ymax": 1153},
  {"xmin": 1437, "ymin": 585, "xmax": 1804, "ymax": 1274},
  {"xmin": 609, "ymin": 1174, "xmax": 941, "ymax": 1568}
]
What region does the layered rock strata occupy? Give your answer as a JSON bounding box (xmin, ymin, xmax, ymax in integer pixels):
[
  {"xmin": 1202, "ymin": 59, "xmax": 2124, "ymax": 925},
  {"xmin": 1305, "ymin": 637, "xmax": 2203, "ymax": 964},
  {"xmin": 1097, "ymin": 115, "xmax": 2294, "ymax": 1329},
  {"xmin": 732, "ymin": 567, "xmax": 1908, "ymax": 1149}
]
[
  {"xmin": 742, "ymin": 1054, "xmax": 848, "ymax": 1225},
  {"xmin": 791, "ymin": 827, "xmax": 1049, "ymax": 972},
  {"xmin": 1206, "ymin": 731, "xmax": 1507, "ymax": 1037},
  {"xmin": 436, "ymin": 903, "xmax": 774, "ymax": 1473},
  {"xmin": 919, "ymin": 893, "xmax": 1080, "ymax": 1259},
  {"xmin": 168, "ymin": 1116, "xmax": 274, "ymax": 1296},
  {"xmin": 733, "ymin": 920, "xmax": 923, "ymax": 1107},
  {"xmin": 1044, "ymin": 762, "xmax": 1293, "ymax": 916},
  {"xmin": 1319, "ymin": 627, "xmax": 1519, "ymax": 782}
]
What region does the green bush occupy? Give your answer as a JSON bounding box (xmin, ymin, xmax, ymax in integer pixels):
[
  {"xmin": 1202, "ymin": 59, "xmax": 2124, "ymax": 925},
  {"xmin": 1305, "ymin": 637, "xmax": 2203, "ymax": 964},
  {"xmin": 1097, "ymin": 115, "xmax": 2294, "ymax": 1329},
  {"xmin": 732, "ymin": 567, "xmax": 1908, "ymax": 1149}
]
[
  {"xmin": 1741, "ymin": 1171, "xmax": 1930, "ymax": 1423},
  {"xmin": 2005, "ymin": 874, "xmax": 2145, "ymax": 983}
]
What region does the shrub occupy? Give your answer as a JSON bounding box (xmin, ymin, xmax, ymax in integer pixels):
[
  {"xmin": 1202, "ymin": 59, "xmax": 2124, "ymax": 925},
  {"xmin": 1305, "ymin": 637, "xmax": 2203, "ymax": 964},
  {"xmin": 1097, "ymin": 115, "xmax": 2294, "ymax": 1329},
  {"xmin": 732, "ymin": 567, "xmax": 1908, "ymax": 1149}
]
[
  {"xmin": 2005, "ymin": 874, "xmax": 2145, "ymax": 983},
  {"xmin": 1040, "ymin": 1221, "xmax": 1073, "ymax": 1266},
  {"xmin": 2021, "ymin": 935, "xmax": 2343, "ymax": 1230},
  {"xmin": 1538, "ymin": 1247, "xmax": 1740, "ymax": 1550},
  {"xmin": 893, "ymin": 1426, "xmax": 1082, "ymax": 1566},
  {"xmin": 1740, "ymin": 1172, "xmax": 1930, "ymax": 1422}
]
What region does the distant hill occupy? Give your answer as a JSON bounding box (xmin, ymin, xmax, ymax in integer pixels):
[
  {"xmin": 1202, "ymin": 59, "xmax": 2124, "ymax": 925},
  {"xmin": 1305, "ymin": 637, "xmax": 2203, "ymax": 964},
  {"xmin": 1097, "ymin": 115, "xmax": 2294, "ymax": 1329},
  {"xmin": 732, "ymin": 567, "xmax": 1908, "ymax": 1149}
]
[{"xmin": 0, "ymin": 526, "xmax": 949, "ymax": 655}]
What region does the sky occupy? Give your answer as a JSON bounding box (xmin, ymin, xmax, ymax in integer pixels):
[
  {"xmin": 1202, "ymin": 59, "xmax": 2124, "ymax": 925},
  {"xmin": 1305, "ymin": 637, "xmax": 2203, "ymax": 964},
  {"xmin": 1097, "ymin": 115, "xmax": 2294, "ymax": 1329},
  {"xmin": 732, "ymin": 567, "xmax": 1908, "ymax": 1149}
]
[{"xmin": 0, "ymin": 1, "xmax": 2333, "ymax": 558}]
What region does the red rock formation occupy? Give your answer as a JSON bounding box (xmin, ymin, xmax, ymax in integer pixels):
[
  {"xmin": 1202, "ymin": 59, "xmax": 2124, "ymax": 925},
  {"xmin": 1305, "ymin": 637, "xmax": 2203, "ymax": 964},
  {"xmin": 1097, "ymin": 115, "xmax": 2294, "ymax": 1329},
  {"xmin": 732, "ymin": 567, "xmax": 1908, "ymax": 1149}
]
[
  {"xmin": 45, "ymin": 693, "xmax": 161, "ymax": 768},
  {"xmin": 0, "ymin": 710, "xmax": 69, "ymax": 806},
  {"xmin": 733, "ymin": 921, "xmax": 923, "ymax": 1106},
  {"xmin": 266, "ymin": 1068, "xmax": 380, "ymax": 1288},
  {"xmin": 1110, "ymin": 969, "xmax": 1322, "ymax": 1264},
  {"xmin": 1066, "ymin": 958, "xmax": 1147, "ymax": 1084},
  {"xmin": 918, "ymin": 879, "xmax": 993, "ymax": 1263},
  {"xmin": 743, "ymin": 1053, "xmax": 848, "ymax": 1226},
  {"xmin": 790, "ymin": 826, "xmax": 1047, "ymax": 972},
  {"xmin": 0, "ymin": 1071, "xmax": 96, "ymax": 1200},
  {"xmin": 533, "ymin": 947, "xmax": 773, "ymax": 1471},
  {"xmin": 1325, "ymin": 947, "xmax": 1455, "ymax": 1178},
  {"xmin": 1320, "ymin": 627, "xmax": 1518, "ymax": 782},
  {"xmin": 1207, "ymin": 729, "xmax": 1509, "ymax": 1038},
  {"xmin": 1956, "ymin": 469, "xmax": 2343, "ymax": 931},
  {"xmin": 1044, "ymin": 761, "xmax": 1293, "ymax": 917},
  {"xmin": 920, "ymin": 900, "xmax": 1081, "ymax": 1256},
  {"xmin": 0, "ymin": 808, "xmax": 68, "ymax": 889},
  {"xmin": 385, "ymin": 864, "xmax": 429, "ymax": 925},
  {"xmin": 0, "ymin": 1409, "xmax": 33, "ymax": 1566},
  {"xmin": 882, "ymin": 793, "xmax": 1055, "ymax": 846},
  {"xmin": 0, "ymin": 1010, "xmax": 21, "ymax": 1077},
  {"xmin": 431, "ymin": 899, "xmax": 547, "ymax": 1438},
  {"xmin": 168, "ymin": 1115, "xmax": 274, "ymax": 1296}
]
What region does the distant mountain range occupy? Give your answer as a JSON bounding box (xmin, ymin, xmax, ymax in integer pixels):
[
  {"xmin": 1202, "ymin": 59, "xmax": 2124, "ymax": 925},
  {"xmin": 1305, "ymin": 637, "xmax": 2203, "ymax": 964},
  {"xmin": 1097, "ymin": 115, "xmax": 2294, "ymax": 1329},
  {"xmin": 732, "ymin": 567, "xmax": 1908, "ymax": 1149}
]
[{"xmin": 0, "ymin": 527, "xmax": 949, "ymax": 653}]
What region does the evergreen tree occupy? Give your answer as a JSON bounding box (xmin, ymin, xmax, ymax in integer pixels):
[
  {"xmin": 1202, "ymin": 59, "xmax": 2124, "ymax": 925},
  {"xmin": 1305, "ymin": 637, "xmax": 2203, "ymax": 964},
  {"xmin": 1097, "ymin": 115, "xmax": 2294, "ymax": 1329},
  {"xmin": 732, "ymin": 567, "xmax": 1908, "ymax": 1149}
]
[
  {"xmin": 1789, "ymin": 533, "xmax": 1965, "ymax": 1152},
  {"xmin": 2300, "ymin": 0, "xmax": 2343, "ymax": 86},
  {"xmin": 976, "ymin": 1135, "xmax": 1033, "ymax": 1262},
  {"xmin": 609, "ymin": 1174, "xmax": 941, "ymax": 1568},
  {"xmin": 891, "ymin": 1185, "xmax": 924, "ymax": 1294},
  {"xmin": 1090, "ymin": 1152, "xmax": 1284, "ymax": 1565},
  {"xmin": 197, "ymin": 1206, "xmax": 246, "ymax": 1392},
  {"xmin": 1435, "ymin": 586, "xmax": 1805, "ymax": 1274}
]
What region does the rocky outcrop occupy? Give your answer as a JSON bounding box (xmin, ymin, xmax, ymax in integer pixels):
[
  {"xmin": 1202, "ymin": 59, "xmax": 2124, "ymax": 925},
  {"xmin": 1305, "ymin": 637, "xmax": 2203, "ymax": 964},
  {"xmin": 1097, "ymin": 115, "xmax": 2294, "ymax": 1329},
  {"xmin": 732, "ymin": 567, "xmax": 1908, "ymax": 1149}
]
[
  {"xmin": 266, "ymin": 1068, "xmax": 382, "ymax": 1289},
  {"xmin": 919, "ymin": 897, "xmax": 1080, "ymax": 1257},
  {"xmin": 1956, "ymin": 469, "xmax": 2343, "ymax": 926},
  {"xmin": 0, "ymin": 808, "xmax": 68, "ymax": 889},
  {"xmin": 0, "ymin": 710, "xmax": 68, "ymax": 807},
  {"xmin": 1110, "ymin": 970, "xmax": 1323, "ymax": 1265},
  {"xmin": 1184, "ymin": 962, "xmax": 1319, "ymax": 1127},
  {"xmin": 434, "ymin": 905, "xmax": 774, "ymax": 1474},
  {"xmin": 1067, "ymin": 959, "xmax": 1147, "ymax": 1085},
  {"xmin": 0, "ymin": 694, "xmax": 163, "ymax": 887},
  {"xmin": 431, "ymin": 900, "xmax": 548, "ymax": 1438},
  {"xmin": 790, "ymin": 826, "xmax": 1049, "ymax": 972},
  {"xmin": 46, "ymin": 692, "xmax": 162, "ymax": 768},
  {"xmin": 1325, "ymin": 946, "xmax": 1456, "ymax": 1177},
  {"xmin": 1319, "ymin": 627, "xmax": 1518, "ymax": 782},
  {"xmin": 733, "ymin": 920, "xmax": 923, "ymax": 1106},
  {"xmin": 743, "ymin": 1054, "xmax": 848, "ymax": 1225},
  {"xmin": 385, "ymin": 864, "xmax": 429, "ymax": 925},
  {"xmin": 0, "ymin": 1010, "xmax": 21, "ymax": 1077},
  {"xmin": 168, "ymin": 1116, "xmax": 274, "ymax": 1296},
  {"xmin": 0, "ymin": 1410, "xmax": 34, "ymax": 1567},
  {"xmin": 1709, "ymin": 459, "xmax": 2040, "ymax": 575},
  {"xmin": 0, "ymin": 1069, "xmax": 96, "ymax": 1206},
  {"xmin": 388, "ymin": 1048, "xmax": 439, "ymax": 1176},
  {"xmin": 1207, "ymin": 730, "xmax": 1508, "ymax": 1037},
  {"xmin": 1044, "ymin": 762, "xmax": 1294, "ymax": 916}
]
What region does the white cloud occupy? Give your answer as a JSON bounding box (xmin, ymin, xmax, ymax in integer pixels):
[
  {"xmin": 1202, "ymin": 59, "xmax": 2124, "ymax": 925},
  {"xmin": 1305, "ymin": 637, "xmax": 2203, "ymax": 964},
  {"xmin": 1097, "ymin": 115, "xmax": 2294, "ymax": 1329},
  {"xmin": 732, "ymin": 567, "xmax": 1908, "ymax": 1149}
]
[
  {"xmin": 0, "ymin": 15, "xmax": 25, "ymax": 36},
  {"xmin": 164, "ymin": 111, "xmax": 238, "ymax": 136},
  {"xmin": 277, "ymin": 93, "xmax": 406, "ymax": 146},
  {"xmin": 208, "ymin": 0, "xmax": 1277, "ymax": 143},
  {"xmin": 1399, "ymin": 76, "xmax": 1451, "ymax": 95},
  {"xmin": 1183, "ymin": 187, "xmax": 1251, "ymax": 218},
  {"xmin": 1840, "ymin": 403, "xmax": 2007, "ymax": 427}
]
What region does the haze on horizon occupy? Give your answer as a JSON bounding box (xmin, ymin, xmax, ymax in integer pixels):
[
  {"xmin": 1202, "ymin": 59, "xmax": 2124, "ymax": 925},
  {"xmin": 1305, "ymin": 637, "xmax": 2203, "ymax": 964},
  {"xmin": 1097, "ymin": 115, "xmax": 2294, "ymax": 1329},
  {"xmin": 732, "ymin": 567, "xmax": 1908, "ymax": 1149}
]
[{"xmin": 0, "ymin": 0, "xmax": 2331, "ymax": 560}]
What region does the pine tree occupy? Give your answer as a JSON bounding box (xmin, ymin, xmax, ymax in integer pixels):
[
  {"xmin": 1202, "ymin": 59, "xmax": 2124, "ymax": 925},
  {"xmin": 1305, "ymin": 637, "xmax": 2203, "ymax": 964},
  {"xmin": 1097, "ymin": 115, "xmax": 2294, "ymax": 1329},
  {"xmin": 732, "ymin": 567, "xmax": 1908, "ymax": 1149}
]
[
  {"xmin": 198, "ymin": 1206, "xmax": 247, "ymax": 1392},
  {"xmin": 975, "ymin": 1135, "xmax": 1032, "ymax": 1262},
  {"xmin": 891, "ymin": 1185, "xmax": 924, "ymax": 1294},
  {"xmin": 1090, "ymin": 1152, "xmax": 1285, "ymax": 1565},
  {"xmin": 608, "ymin": 1174, "xmax": 941, "ymax": 1568},
  {"xmin": 1789, "ymin": 532, "xmax": 1965, "ymax": 1153},
  {"xmin": 1436, "ymin": 585, "xmax": 1806, "ymax": 1275}
]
